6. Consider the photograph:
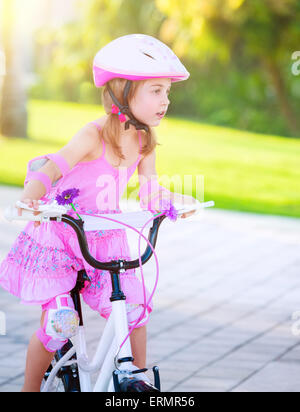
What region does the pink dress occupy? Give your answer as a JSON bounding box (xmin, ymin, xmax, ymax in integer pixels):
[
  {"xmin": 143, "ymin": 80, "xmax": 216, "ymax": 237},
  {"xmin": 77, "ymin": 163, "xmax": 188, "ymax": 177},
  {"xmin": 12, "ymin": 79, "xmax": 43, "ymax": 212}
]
[{"xmin": 0, "ymin": 122, "xmax": 153, "ymax": 320}]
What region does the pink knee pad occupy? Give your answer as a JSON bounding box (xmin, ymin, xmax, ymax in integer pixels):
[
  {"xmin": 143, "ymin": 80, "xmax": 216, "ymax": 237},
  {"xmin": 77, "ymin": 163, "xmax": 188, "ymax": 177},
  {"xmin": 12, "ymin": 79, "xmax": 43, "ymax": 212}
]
[
  {"xmin": 36, "ymin": 293, "xmax": 79, "ymax": 353},
  {"xmin": 36, "ymin": 327, "xmax": 68, "ymax": 353},
  {"xmin": 126, "ymin": 303, "xmax": 150, "ymax": 328}
]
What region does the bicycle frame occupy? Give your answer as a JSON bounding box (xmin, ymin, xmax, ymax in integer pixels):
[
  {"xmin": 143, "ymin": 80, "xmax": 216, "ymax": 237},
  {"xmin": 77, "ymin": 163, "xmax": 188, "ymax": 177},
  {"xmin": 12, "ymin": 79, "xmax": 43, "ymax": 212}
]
[
  {"xmin": 42, "ymin": 298, "xmax": 137, "ymax": 392},
  {"xmin": 42, "ymin": 213, "xmax": 165, "ymax": 392}
]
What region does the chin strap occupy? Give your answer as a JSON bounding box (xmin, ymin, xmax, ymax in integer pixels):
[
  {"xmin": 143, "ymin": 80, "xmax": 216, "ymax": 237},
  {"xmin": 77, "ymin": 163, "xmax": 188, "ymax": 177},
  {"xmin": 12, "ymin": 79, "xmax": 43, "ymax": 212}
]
[{"xmin": 107, "ymin": 82, "xmax": 150, "ymax": 133}]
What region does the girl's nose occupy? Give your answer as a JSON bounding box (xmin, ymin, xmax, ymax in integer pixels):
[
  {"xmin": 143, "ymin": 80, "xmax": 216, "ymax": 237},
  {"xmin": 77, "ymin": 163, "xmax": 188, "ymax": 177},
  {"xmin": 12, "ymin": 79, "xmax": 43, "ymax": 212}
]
[{"xmin": 164, "ymin": 96, "xmax": 170, "ymax": 105}]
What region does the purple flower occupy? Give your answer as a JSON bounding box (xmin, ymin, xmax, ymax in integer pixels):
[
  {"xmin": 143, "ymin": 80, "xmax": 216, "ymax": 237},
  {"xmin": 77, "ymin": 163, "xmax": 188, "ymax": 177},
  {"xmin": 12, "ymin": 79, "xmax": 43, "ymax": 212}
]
[
  {"xmin": 55, "ymin": 188, "xmax": 82, "ymax": 220},
  {"xmin": 160, "ymin": 199, "xmax": 178, "ymax": 222},
  {"xmin": 56, "ymin": 188, "xmax": 80, "ymax": 206}
]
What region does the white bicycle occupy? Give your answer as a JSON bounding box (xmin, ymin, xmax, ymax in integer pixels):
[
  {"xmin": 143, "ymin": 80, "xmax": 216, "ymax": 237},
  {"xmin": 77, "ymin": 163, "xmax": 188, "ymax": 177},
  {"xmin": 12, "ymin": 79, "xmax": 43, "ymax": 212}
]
[{"xmin": 5, "ymin": 199, "xmax": 214, "ymax": 392}]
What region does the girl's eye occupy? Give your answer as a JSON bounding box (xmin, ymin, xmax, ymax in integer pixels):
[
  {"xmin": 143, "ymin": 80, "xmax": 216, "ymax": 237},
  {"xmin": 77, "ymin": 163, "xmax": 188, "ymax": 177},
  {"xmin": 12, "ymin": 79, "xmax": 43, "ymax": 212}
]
[{"xmin": 155, "ymin": 89, "xmax": 170, "ymax": 95}]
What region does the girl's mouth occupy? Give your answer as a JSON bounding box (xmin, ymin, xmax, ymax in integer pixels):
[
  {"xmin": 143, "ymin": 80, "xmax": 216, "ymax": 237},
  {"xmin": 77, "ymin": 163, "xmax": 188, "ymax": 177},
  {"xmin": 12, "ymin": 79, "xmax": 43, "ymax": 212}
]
[{"xmin": 156, "ymin": 111, "xmax": 165, "ymax": 118}]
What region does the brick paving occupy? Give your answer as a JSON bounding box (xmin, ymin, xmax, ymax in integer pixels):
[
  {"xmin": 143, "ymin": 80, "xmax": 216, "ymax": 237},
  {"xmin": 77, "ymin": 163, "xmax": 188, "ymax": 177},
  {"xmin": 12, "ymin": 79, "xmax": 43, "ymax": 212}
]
[{"xmin": 0, "ymin": 185, "xmax": 300, "ymax": 392}]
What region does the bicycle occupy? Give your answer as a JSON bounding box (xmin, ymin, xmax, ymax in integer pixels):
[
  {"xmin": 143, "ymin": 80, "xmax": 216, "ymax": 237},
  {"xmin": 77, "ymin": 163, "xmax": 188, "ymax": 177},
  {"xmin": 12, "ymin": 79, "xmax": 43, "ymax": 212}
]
[{"xmin": 5, "ymin": 199, "xmax": 214, "ymax": 392}]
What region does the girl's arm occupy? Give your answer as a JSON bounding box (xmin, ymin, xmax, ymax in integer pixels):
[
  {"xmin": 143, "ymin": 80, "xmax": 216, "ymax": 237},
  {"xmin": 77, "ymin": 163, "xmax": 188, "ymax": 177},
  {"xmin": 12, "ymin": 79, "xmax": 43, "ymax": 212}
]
[
  {"xmin": 137, "ymin": 150, "xmax": 196, "ymax": 218},
  {"xmin": 20, "ymin": 123, "xmax": 100, "ymax": 202},
  {"xmin": 137, "ymin": 149, "xmax": 158, "ymax": 190}
]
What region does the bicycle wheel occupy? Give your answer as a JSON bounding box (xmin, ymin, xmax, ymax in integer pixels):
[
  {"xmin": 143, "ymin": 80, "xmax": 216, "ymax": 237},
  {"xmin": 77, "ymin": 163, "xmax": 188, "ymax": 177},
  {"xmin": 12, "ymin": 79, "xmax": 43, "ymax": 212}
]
[{"xmin": 42, "ymin": 340, "xmax": 81, "ymax": 392}]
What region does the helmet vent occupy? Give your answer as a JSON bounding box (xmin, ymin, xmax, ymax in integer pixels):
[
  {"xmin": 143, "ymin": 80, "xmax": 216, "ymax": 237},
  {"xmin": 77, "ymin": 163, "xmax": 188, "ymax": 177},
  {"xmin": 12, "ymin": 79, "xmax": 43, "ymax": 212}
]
[{"xmin": 142, "ymin": 52, "xmax": 156, "ymax": 60}]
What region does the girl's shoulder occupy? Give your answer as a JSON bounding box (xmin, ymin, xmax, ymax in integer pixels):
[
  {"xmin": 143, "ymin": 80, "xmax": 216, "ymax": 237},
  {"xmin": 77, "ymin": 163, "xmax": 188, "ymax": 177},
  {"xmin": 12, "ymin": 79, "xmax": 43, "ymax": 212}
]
[
  {"xmin": 89, "ymin": 114, "xmax": 109, "ymax": 131},
  {"xmin": 78, "ymin": 116, "xmax": 108, "ymax": 163}
]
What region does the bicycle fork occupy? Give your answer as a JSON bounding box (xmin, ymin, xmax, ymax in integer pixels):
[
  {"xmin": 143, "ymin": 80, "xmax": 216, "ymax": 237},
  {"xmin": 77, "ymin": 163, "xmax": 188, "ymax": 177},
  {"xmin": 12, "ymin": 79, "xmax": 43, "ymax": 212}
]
[{"xmin": 109, "ymin": 266, "xmax": 161, "ymax": 392}]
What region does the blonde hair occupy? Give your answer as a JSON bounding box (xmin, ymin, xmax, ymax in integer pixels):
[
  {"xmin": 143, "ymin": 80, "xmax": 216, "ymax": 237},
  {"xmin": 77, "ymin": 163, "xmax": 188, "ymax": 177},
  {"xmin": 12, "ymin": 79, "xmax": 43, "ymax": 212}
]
[{"xmin": 101, "ymin": 78, "xmax": 160, "ymax": 167}]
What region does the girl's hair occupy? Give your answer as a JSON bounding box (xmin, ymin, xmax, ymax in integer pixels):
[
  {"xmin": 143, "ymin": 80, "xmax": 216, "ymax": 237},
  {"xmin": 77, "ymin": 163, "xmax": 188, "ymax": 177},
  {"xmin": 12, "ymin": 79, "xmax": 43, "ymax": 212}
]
[{"xmin": 101, "ymin": 78, "xmax": 161, "ymax": 167}]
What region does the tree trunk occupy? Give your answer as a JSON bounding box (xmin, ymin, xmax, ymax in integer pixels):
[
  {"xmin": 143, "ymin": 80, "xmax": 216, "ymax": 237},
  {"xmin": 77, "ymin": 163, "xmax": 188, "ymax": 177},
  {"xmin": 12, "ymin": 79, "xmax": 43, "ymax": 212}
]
[
  {"xmin": 0, "ymin": 0, "xmax": 28, "ymax": 138},
  {"xmin": 262, "ymin": 57, "xmax": 300, "ymax": 138}
]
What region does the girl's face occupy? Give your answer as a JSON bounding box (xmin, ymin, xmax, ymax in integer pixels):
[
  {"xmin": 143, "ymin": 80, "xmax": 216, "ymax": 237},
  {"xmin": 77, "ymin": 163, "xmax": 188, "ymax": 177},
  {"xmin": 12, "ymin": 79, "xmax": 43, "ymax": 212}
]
[{"xmin": 130, "ymin": 78, "xmax": 171, "ymax": 127}]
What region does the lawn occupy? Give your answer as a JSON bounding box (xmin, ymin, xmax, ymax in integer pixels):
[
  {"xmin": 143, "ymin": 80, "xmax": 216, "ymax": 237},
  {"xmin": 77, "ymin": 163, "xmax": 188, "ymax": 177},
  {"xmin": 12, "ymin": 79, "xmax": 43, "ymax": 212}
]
[{"xmin": 0, "ymin": 99, "xmax": 299, "ymax": 218}]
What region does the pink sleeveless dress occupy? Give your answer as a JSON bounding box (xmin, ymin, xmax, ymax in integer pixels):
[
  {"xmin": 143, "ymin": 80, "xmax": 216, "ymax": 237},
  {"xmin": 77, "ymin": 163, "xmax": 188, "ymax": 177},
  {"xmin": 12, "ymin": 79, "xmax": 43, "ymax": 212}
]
[{"xmin": 0, "ymin": 121, "xmax": 153, "ymax": 320}]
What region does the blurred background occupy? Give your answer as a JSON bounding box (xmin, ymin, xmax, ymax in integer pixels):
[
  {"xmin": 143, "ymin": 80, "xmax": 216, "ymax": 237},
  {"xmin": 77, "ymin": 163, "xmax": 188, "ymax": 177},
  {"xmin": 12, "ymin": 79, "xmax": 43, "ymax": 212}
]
[{"xmin": 0, "ymin": 0, "xmax": 299, "ymax": 217}]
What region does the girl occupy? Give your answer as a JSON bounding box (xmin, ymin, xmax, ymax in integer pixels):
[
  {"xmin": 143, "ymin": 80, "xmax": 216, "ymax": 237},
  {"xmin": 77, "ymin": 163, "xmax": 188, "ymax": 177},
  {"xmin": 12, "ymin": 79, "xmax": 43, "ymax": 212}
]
[{"xmin": 0, "ymin": 34, "xmax": 195, "ymax": 392}]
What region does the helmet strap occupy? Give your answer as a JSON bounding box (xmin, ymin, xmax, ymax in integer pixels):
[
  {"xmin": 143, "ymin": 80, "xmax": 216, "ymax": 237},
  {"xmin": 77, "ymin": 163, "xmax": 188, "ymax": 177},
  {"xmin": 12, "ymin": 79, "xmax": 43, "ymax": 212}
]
[{"xmin": 106, "ymin": 81, "xmax": 150, "ymax": 133}]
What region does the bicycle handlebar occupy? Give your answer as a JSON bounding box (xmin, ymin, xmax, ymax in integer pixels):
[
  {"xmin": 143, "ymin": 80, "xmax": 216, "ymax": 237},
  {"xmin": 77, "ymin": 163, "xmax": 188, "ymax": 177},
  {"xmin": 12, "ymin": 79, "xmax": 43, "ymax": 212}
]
[
  {"xmin": 54, "ymin": 213, "xmax": 166, "ymax": 272},
  {"xmin": 4, "ymin": 200, "xmax": 215, "ymax": 273}
]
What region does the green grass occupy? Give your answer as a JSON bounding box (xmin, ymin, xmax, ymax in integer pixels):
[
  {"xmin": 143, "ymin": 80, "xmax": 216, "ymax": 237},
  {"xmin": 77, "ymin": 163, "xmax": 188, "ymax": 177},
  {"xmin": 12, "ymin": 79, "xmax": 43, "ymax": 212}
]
[{"xmin": 0, "ymin": 99, "xmax": 299, "ymax": 218}]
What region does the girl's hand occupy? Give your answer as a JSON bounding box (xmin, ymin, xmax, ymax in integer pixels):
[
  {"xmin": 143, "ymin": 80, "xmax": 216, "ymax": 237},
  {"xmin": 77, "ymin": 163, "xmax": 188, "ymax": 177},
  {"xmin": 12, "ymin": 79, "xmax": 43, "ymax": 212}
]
[
  {"xmin": 153, "ymin": 193, "xmax": 197, "ymax": 219},
  {"xmin": 179, "ymin": 195, "xmax": 197, "ymax": 219},
  {"xmin": 16, "ymin": 198, "xmax": 41, "ymax": 228},
  {"xmin": 181, "ymin": 210, "xmax": 196, "ymax": 219},
  {"xmin": 142, "ymin": 191, "xmax": 198, "ymax": 219}
]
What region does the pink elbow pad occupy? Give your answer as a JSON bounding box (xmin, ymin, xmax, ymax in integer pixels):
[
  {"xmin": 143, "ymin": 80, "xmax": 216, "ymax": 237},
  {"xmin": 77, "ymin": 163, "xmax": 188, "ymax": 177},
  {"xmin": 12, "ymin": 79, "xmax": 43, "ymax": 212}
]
[{"xmin": 24, "ymin": 153, "xmax": 70, "ymax": 194}]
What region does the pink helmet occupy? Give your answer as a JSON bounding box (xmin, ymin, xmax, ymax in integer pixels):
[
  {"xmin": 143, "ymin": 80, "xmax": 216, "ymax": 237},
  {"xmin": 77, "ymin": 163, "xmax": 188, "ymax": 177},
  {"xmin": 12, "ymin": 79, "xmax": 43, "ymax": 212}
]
[{"xmin": 93, "ymin": 33, "xmax": 190, "ymax": 87}]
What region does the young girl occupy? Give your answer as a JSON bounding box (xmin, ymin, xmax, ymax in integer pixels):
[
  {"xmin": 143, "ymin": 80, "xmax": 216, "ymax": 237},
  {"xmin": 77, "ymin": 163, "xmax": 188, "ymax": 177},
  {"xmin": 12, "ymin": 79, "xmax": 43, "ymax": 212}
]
[{"xmin": 0, "ymin": 34, "xmax": 195, "ymax": 392}]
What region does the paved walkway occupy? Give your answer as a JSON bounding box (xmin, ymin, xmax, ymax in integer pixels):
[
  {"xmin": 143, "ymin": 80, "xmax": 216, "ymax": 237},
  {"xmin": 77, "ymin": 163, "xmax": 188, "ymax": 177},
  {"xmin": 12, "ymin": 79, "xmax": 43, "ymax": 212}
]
[{"xmin": 0, "ymin": 185, "xmax": 300, "ymax": 392}]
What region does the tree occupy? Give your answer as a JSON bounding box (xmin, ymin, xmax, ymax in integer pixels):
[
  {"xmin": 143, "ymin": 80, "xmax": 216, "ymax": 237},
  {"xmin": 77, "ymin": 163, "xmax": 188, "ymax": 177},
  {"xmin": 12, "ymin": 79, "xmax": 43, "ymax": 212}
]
[
  {"xmin": 0, "ymin": 0, "xmax": 28, "ymax": 138},
  {"xmin": 155, "ymin": 0, "xmax": 300, "ymax": 137},
  {"xmin": 30, "ymin": 0, "xmax": 167, "ymax": 102}
]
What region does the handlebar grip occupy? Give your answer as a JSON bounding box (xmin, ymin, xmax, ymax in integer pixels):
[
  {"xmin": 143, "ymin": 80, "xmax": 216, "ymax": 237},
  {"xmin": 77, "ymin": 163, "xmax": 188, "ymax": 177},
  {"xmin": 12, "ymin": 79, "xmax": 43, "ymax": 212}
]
[
  {"xmin": 176, "ymin": 200, "xmax": 215, "ymax": 216},
  {"xmin": 3, "ymin": 205, "xmax": 41, "ymax": 222}
]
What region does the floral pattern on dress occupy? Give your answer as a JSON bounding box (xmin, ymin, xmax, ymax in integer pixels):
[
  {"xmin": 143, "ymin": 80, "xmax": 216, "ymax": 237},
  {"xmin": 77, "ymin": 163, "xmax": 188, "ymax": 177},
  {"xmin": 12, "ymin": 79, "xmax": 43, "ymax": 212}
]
[{"xmin": 6, "ymin": 231, "xmax": 82, "ymax": 278}]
